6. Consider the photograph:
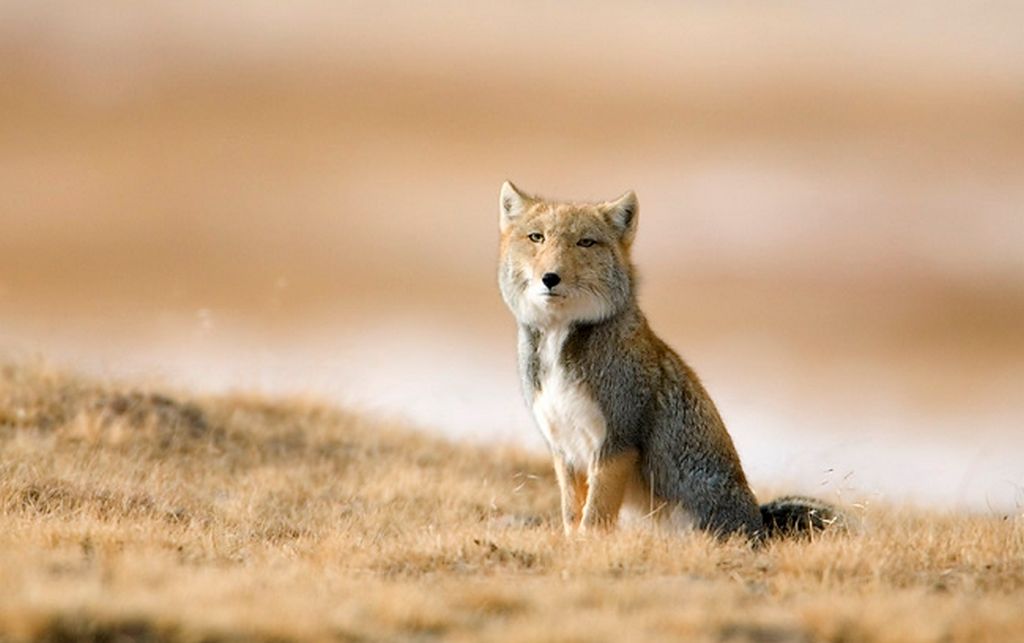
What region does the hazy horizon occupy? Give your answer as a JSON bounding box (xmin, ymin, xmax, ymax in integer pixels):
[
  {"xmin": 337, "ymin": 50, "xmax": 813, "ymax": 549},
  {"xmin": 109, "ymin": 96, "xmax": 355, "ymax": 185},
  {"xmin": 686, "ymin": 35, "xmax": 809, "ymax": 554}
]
[{"xmin": 2, "ymin": 1, "xmax": 1022, "ymax": 511}]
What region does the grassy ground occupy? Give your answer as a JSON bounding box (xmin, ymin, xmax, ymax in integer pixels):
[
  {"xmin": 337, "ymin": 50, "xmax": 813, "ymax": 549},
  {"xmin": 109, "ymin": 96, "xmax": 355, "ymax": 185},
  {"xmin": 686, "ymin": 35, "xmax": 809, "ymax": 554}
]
[{"xmin": 1, "ymin": 361, "xmax": 1022, "ymax": 642}]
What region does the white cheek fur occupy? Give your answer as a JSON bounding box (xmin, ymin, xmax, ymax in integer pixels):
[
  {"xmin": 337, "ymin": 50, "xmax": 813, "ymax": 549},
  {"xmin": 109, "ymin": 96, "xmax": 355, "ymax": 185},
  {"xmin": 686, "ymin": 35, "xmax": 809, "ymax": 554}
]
[{"xmin": 514, "ymin": 282, "xmax": 614, "ymax": 328}]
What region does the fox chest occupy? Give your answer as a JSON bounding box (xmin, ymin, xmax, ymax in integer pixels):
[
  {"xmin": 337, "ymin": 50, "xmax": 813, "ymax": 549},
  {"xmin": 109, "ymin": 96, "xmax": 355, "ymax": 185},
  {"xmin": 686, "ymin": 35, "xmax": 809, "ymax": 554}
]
[{"xmin": 529, "ymin": 332, "xmax": 608, "ymax": 467}]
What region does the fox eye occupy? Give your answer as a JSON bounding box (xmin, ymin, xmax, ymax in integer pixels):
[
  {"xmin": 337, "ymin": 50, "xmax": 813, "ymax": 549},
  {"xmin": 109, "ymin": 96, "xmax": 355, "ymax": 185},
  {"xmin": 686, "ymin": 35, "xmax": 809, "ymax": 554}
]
[
  {"xmin": 527, "ymin": 232, "xmax": 545, "ymax": 243},
  {"xmin": 577, "ymin": 238, "xmax": 597, "ymax": 248}
]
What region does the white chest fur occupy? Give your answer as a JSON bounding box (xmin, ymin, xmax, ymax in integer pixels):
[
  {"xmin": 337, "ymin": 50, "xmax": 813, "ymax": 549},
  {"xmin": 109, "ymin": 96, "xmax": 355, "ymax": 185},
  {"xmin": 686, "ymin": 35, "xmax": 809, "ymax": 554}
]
[{"xmin": 531, "ymin": 326, "xmax": 608, "ymax": 468}]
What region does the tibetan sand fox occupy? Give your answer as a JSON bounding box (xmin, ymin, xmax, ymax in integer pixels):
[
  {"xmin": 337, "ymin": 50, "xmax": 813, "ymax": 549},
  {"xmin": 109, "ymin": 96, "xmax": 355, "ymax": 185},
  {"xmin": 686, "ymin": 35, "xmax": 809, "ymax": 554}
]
[{"xmin": 497, "ymin": 181, "xmax": 842, "ymax": 541}]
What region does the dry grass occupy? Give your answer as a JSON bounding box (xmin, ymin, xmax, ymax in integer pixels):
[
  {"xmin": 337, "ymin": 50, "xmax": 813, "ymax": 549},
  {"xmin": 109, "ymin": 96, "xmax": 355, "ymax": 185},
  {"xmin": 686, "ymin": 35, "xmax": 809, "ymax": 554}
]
[{"xmin": 1, "ymin": 361, "xmax": 1022, "ymax": 642}]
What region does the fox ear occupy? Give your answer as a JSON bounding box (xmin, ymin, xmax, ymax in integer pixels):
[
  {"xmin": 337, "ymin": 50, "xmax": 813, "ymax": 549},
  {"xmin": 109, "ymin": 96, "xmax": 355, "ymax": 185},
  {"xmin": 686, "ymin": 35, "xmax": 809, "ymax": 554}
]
[
  {"xmin": 499, "ymin": 180, "xmax": 531, "ymax": 231},
  {"xmin": 603, "ymin": 190, "xmax": 639, "ymax": 244}
]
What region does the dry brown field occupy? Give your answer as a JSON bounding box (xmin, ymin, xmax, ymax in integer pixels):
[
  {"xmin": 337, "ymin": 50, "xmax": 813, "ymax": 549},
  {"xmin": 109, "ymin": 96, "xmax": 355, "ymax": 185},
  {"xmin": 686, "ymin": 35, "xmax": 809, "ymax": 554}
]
[{"xmin": 2, "ymin": 361, "xmax": 1022, "ymax": 642}]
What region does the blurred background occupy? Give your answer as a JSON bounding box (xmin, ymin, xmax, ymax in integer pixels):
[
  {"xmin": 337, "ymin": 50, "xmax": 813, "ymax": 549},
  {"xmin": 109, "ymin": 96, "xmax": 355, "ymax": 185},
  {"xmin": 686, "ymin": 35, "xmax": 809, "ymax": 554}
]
[{"xmin": 2, "ymin": 1, "xmax": 1022, "ymax": 510}]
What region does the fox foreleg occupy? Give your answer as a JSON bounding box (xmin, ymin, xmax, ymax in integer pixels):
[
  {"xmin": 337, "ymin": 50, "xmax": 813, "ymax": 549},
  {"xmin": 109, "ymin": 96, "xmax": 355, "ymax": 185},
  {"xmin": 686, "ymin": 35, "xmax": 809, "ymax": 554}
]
[
  {"xmin": 580, "ymin": 449, "xmax": 638, "ymax": 532},
  {"xmin": 553, "ymin": 456, "xmax": 588, "ymax": 536}
]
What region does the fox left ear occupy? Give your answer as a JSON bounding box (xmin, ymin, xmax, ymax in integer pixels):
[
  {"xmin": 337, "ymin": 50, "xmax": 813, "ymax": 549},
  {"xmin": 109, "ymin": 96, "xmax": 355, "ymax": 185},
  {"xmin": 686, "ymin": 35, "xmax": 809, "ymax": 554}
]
[
  {"xmin": 499, "ymin": 180, "xmax": 532, "ymax": 232},
  {"xmin": 603, "ymin": 191, "xmax": 639, "ymax": 245}
]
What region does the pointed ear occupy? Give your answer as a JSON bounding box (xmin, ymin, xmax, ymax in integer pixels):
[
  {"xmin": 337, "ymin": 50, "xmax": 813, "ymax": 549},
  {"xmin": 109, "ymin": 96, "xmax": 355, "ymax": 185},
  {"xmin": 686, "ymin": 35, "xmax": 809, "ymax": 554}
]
[
  {"xmin": 499, "ymin": 180, "xmax": 532, "ymax": 231},
  {"xmin": 602, "ymin": 190, "xmax": 639, "ymax": 245}
]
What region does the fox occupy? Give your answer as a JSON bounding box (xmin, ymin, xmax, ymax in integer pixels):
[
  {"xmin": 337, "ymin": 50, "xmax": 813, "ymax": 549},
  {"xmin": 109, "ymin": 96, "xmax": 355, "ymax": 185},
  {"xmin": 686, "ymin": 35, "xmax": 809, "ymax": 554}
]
[{"xmin": 497, "ymin": 181, "xmax": 841, "ymax": 541}]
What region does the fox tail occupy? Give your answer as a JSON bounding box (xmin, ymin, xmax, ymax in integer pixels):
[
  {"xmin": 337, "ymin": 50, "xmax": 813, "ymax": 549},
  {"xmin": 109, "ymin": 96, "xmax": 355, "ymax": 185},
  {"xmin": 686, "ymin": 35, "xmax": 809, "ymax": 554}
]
[{"xmin": 759, "ymin": 495, "xmax": 848, "ymax": 539}]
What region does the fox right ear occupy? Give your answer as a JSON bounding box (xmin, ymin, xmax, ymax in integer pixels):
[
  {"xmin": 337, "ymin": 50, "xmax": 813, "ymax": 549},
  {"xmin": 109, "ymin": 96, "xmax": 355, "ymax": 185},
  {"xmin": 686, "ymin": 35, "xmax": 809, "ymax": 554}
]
[
  {"xmin": 499, "ymin": 180, "xmax": 531, "ymax": 231},
  {"xmin": 602, "ymin": 190, "xmax": 639, "ymax": 245}
]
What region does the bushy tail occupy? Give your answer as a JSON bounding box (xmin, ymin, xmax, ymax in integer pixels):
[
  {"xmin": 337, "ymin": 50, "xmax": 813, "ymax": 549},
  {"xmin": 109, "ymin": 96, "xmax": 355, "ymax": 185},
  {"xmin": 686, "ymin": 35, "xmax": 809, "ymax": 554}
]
[{"xmin": 759, "ymin": 495, "xmax": 847, "ymax": 539}]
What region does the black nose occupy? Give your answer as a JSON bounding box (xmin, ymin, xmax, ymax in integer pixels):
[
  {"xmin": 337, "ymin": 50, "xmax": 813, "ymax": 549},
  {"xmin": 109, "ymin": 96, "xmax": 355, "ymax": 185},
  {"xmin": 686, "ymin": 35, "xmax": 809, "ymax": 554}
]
[{"xmin": 542, "ymin": 273, "xmax": 561, "ymax": 289}]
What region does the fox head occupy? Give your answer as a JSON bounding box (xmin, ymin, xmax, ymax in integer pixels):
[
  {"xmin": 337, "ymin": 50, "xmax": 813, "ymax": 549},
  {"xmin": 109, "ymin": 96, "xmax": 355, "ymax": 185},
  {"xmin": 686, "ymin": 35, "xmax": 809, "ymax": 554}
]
[{"xmin": 498, "ymin": 181, "xmax": 639, "ymax": 328}]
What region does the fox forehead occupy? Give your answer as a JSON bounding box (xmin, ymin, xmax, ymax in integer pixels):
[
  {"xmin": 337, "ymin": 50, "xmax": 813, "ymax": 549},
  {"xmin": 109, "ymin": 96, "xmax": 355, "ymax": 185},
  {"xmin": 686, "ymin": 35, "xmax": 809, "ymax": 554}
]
[{"xmin": 509, "ymin": 203, "xmax": 612, "ymax": 239}]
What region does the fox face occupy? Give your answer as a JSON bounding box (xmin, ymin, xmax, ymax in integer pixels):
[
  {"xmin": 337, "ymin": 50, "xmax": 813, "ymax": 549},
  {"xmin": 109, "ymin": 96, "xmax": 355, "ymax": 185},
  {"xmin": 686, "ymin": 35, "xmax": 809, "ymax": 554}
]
[{"xmin": 498, "ymin": 181, "xmax": 638, "ymax": 327}]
